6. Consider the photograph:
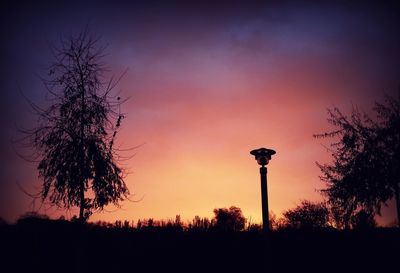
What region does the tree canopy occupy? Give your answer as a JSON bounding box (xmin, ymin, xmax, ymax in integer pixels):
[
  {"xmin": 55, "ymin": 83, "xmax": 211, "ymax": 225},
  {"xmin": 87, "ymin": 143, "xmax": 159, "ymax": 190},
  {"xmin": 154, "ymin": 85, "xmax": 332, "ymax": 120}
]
[
  {"xmin": 21, "ymin": 32, "xmax": 130, "ymax": 221},
  {"xmin": 213, "ymin": 206, "xmax": 246, "ymax": 231},
  {"xmin": 282, "ymin": 200, "xmax": 330, "ymax": 229},
  {"xmin": 315, "ymin": 93, "xmax": 400, "ymax": 227}
]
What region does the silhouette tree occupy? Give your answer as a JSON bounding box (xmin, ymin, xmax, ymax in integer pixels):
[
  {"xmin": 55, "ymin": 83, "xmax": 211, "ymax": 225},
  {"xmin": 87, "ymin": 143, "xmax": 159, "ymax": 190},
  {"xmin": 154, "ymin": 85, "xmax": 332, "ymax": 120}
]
[
  {"xmin": 350, "ymin": 209, "xmax": 377, "ymax": 229},
  {"xmin": 315, "ymin": 93, "xmax": 400, "ymax": 227},
  {"xmin": 374, "ymin": 94, "xmax": 400, "ymax": 226},
  {"xmin": 191, "ymin": 216, "xmax": 213, "ymax": 231},
  {"xmin": 213, "ymin": 206, "xmax": 246, "ymax": 231},
  {"xmin": 282, "ymin": 200, "xmax": 330, "ymax": 229},
  {"xmin": 20, "ymin": 32, "xmax": 129, "ymax": 222}
]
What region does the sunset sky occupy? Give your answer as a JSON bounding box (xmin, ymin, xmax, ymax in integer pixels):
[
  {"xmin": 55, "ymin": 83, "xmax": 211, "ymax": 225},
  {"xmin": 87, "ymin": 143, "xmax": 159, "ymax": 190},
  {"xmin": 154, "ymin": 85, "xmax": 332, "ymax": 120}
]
[{"xmin": 1, "ymin": 1, "xmax": 399, "ymax": 225}]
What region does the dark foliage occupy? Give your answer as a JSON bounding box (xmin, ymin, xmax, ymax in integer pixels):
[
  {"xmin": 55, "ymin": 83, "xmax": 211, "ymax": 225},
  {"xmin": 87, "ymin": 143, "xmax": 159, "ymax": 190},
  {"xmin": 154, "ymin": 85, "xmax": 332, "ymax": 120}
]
[
  {"xmin": 1, "ymin": 217, "xmax": 399, "ymax": 272},
  {"xmin": 0, "ymin": 217, "xmax": 7, "ymax": 226},
  {"xmin": 315, "ymin": 93, "xmax": 400, "ymax": 227},
  {"xmin": 19, "ymin": 32, "xmax": 129, "ymax": 221},
  {"xmin": 282, "ymin": 200, "xmax": 330, "ymax": 229},
  {"xmin": 213, "ymin": 206, "xmax": 246, "ymax": 231},
  {"xmin": 17, "ymin": 211, "xmax": 49, "ymax": 222},
  {"xmin": 350, "ymin": 210, "xmax": 377, "ymax": 229}
]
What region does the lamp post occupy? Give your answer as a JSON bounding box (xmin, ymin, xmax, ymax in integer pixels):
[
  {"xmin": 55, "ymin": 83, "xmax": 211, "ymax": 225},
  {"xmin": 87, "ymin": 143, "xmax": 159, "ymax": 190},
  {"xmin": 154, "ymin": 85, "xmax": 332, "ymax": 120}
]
[{"xmin": 250, "ymin": 147, "xmax": 276, "ymax": 232}]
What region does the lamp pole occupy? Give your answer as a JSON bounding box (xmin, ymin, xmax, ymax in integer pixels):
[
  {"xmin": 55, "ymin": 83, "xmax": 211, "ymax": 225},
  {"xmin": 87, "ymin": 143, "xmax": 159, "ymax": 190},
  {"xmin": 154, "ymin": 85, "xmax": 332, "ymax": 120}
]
[
  {"xmin": 260, "ymin": 165, "xmax": 269, "ymax": 232},
  {"xmin": 250, "ymin": 147, "xmax": 276, "ymax": 232}
]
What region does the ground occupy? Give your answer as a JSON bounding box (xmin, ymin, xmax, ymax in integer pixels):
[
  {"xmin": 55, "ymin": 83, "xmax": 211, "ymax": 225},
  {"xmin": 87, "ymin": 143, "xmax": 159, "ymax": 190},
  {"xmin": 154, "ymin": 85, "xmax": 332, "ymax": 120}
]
[{"xmin": 1, "ymin": 219, "xmax": 398, "ymax": 272}]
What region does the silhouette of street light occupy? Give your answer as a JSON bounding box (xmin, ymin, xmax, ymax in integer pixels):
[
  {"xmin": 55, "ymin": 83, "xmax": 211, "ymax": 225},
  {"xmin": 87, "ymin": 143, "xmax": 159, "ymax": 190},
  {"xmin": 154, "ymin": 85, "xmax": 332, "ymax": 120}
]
[{"xmin": 250, "ymin": 147, "xmax": 276, "ymax": 232}]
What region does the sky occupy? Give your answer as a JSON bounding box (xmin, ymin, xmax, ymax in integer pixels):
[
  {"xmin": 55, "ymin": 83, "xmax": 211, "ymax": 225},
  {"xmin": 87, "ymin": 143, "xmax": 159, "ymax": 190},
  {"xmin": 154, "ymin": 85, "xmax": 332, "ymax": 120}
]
[{"xmin": 1, "ymin": 0, "xmax": 399, "ymax": 225}]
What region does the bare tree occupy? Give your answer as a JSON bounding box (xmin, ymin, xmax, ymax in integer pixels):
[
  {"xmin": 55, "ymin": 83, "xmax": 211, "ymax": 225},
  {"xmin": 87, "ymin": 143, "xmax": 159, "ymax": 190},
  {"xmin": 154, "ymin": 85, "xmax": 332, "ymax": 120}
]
[{"xmin": 19, "ymin": 32, "xmax": 130, "ymax": 222}]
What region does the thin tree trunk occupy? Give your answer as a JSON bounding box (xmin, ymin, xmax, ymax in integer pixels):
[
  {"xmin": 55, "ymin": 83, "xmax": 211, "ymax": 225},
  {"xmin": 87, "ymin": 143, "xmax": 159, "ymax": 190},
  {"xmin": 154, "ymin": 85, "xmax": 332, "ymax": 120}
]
[
  {"xmin": 79, "ymin": 185, "xmax": 85, "ymax": 221},
  {"xmin": 395, "ymin": 183, "xmax": 400, "ymax": 228},
  {"xmin": 79, "ymin": 79, "xmax": 85, "ymax": 222}
]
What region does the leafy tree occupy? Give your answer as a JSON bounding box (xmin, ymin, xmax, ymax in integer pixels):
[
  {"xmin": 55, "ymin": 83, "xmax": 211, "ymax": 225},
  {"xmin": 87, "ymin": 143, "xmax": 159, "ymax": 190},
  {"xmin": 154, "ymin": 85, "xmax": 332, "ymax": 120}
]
[
  {"xmin": 21, "ymin": 32, "xmax": 130, "ymax": 222},
  {"xmin": 350, "ymin": 210, "xmax": 377, "ymax": 229},
  {"xmin": 282, "ymin": 200, "xmax": 330, "ymax": 229},
  {"xmin": 191, "ymin": 216, "xmax": 213, "ymax": 231},
  {"xmin": 213, "ymin": 206, "xmax": 246, "ymax": 231},
  {"xmin": 315, "ymin": 93, "xmax": 400, "ymax": 227},
  {"xmin": 374, "ymin": 94, "xmax": 400, "ymax": 226}
]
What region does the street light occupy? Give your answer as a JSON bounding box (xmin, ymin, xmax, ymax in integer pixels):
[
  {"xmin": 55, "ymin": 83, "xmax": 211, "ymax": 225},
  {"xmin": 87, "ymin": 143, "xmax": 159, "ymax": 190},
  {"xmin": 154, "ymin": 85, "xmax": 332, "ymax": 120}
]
[{"xmin": 250, "ymin": 147, "xmax": 276, "ymax": 232}]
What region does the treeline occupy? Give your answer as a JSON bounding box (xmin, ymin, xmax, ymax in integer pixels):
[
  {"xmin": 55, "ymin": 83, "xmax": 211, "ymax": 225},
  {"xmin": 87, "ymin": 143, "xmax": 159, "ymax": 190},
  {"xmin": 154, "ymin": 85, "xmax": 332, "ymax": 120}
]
[
  {"xmin": 9, "ymin": 201, "xmax": 388, "ymax": 232},
  {"xmin": 3, "ymin": 207, "xmax": 399, "ymax": 272}
]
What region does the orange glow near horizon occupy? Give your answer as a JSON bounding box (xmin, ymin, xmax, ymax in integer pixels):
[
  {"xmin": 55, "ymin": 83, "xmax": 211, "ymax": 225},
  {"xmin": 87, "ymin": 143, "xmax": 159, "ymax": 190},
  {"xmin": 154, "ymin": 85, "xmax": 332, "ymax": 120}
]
[{"xmin": 85, "ymin": 59, "xmax": 390, "ymax": 224}]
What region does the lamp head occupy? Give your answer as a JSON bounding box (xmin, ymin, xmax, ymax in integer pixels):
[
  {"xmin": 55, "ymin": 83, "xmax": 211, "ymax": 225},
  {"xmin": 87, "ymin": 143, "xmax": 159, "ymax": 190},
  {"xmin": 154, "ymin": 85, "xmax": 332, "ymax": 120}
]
[{"xmin": 250, "ymin": 148, "xmax": 276, "ymax": 166}]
